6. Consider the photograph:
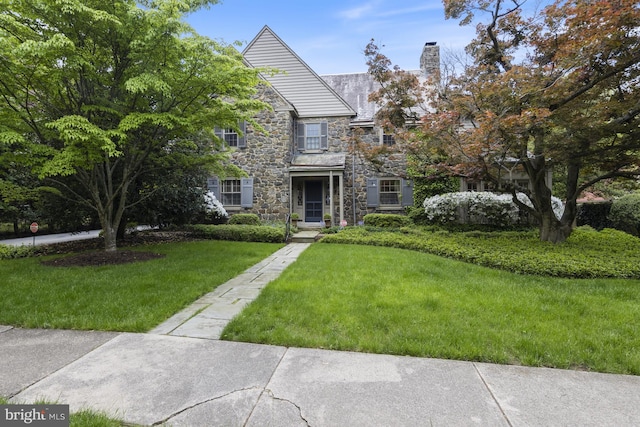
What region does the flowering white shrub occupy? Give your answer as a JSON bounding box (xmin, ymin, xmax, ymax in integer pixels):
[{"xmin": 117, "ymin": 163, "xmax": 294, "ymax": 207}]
[
  {"xmin": 423, "ymin": 192, "xmax": 564, "ymax": 227},
  {"xmin": 204, "ymin": 191, "xmax": 228, "ymax": 221}
]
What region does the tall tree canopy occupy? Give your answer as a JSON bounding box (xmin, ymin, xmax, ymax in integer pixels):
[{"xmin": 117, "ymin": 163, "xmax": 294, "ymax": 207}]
[
  {"xmin": 367, "ymin": 0, "xmax": 640, "ymax": 242},
  {"xmin": 0, "ymin": 0, "xmax": 269, "ymax": 250}
]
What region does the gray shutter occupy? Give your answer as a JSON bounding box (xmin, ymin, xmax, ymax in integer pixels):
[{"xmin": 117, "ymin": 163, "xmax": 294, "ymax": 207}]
[
  {"xmin": 297, "ymin": 122, "xmax": 305, "ymax": 150},
  {"xmin": 214, "ymin": 127, "xmax": 223, "ymax": 141},
  {"xmin": 238, "ymin": 121, "xmax": 247, "ymax": 148},
  {"xmin": 320, "ymin": 121, "xmax": 328, "ymax": 149},
  {"xmin": 366, "ymin": 178, "xmax": 379, "ymax": 207},
  {"xmin": 241, "ymin": 177, "xmax": 253, "ymax": 208},
  {"xmin": 207, "ymin": 177, "xmax": 220, "ymax": 199},
  {"xmin": 402, "ymin": 179, "xmax": 413, "ymax": 207}
]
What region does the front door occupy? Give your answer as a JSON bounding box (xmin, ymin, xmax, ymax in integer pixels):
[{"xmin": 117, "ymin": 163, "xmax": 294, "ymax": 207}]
[{"xmin": 305, "ymin": 181, "xmax": 323, "ymax": 222}]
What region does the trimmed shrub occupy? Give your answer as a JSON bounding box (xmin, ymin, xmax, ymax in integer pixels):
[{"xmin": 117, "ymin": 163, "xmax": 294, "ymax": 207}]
[
  {"xmin": 228, "ymin": 213, "xmax": 261, "ymax": 226},
  {"xmin": 609, "ymin": 193, "xmax": 640, "ymax": 236},
  {"xmin": 188, "ymin": 224, "xmax": 284, "ymax": 243},
  {"xmin": 363, "ymin": 213, "xmax": 412, "ymax": 228}
]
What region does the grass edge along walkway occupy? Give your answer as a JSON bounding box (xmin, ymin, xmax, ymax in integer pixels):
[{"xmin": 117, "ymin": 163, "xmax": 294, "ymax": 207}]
[
  {"xmin": 223, "ymin": 243, "xmax": 640, "ymax": 376},
  {"xmin": 0, "ymin": 240, "xmax": 283, "ymax": 332}
]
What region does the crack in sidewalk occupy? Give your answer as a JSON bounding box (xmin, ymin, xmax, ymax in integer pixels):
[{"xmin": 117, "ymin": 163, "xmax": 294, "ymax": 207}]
[{"xmin": 151, "ymin": 386, "xmax": 262, "ymax": 426}]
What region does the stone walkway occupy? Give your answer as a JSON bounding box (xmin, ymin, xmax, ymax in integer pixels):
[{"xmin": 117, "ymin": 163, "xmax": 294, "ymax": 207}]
[{"xmin": 149, "ymin": 242, "xmax": 312, "ymax": 339}]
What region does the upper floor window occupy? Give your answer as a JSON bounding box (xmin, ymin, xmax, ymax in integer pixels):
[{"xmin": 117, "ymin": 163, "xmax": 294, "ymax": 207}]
[
  {"xmin": 297, "ymin": 121, "xmax": 328, "ymax": 151},
  {"xmin": 215, "ymin": 121, "xmax": 246, "ymax": 148},
  {"xmin": 382, "ymin": 133, "xmax": 396, "ymax": 146}
]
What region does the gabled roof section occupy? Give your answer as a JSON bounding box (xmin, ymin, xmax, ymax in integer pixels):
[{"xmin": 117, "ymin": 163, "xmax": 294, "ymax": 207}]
[{"xmin": 243, "ymin": 26, "xmax": 356, "ymax": 118}]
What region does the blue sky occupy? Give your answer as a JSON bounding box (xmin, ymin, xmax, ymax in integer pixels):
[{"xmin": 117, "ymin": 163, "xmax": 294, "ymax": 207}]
[{"xmin": 185, "ymin": 0, "xmax": 477, "ymax": 75}]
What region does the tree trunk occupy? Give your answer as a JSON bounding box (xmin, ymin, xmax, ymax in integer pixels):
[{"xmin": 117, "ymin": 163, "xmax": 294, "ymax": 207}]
[
  {"xmin": 538, "ymin": 211, "xmax": 573, "ymax": 243},
  {"xmin": 102, "ymin": 224, "xmax": 118, "ymax": 252}
]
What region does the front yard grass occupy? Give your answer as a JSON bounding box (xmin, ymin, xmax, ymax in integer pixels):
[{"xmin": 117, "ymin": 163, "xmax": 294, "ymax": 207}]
[
  {"xmin": 222, "ymin": 243, "xmax": 640, "ymax": 375},
  {"xmin": 0, "ymin": 240, "xmax": 282, "ymax": 331}
]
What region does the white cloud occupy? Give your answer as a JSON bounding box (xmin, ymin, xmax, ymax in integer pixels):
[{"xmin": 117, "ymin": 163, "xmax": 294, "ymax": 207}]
[{"xmin": 337, "ymin": 1, "xmax": 380, "ymax": 20}]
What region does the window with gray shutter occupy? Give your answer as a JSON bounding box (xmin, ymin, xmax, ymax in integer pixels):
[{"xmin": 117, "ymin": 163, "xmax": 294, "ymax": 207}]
[
  {"xmin": 297, "ymin": 122, "xmax": 306, "ymax": 150},
  {"xmin": 297, "ymin": 121, "xmax": 328, "ymax": 151},
  {"xmin": 401, "ymin": 179, "xmax": 413, "ymax": 206},
  {"xmin": 214, "ymin": 121, "xmax": 247, "ymax": 148},
  {"xmin": 366, "ymin": 178, "xmax": 379, "ymax": 207},
  {"xmin": 207, "ymin": 177, "xmax": 220, "ymax": 199},
  {"xmin": 241, "ymin": 178, "xmax": 253, "ymax": 208}
]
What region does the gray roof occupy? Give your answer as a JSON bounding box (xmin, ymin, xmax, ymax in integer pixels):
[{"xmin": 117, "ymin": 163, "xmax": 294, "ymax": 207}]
[
  {"xmin": 290, "ymin": 153, "xmax": 346, "ymax": 171},
  {"xmin": 321, "ymin": 73, "xmax": 379, "ymax": 123},
  {"xmin": 243, "ymin": 27, "xmax": 356, "ymax": 119}
]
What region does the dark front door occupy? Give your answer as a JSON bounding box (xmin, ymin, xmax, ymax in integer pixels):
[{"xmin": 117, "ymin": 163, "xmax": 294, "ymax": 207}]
[{"xmin": 305, "ymin": 181, "xmax": 323, "ymax": 222}]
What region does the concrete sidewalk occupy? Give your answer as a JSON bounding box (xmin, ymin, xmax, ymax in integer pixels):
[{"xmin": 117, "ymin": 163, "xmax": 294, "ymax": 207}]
[{"xmin": 3, "ymin": 327, "xmax": 640, "ymax": 426}]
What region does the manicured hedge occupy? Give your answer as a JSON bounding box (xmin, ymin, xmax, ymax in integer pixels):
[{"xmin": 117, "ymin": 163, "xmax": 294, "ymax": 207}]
[
  {"xmin": 363, "ymin": 213, "xmax": 412, "ymax": 228},
  {"xmin": 320, "ymin": 226, "xmax": 640, "ymax": 278},
  {"xmin": 228, "ymin": 213, "xmax": 261, "ymax": 225},
  {"xmin": 188, "ymin": 224, "xmax": 285, "ymax": 243}
]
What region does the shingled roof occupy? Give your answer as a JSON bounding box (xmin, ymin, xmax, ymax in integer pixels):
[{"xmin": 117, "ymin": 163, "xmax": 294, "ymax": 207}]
[{"xmin": 243, "ymin": 26, "xmax": 356, "ymax": 119}]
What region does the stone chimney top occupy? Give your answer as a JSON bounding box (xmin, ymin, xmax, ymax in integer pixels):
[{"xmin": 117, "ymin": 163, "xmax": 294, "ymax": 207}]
[{"xmin": 420, "ymin": 42, "xmax": 440, "ymax": 79}]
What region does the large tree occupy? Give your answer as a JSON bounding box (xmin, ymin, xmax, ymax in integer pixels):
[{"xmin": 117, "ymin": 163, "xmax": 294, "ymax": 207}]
[
  {"xmin": 0, "ymin": 0, "xmax": 268, "ymax": 250},
  {"xmin": 368, "ymin": 0, "xmax": 640, "ymax": 242}
]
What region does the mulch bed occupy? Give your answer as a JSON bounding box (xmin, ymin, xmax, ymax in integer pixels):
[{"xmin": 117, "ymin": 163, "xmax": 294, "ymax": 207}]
[
  {"xmin": 36, "ymin": 231, "xmax": 195, "ymax": 267},
  {"xmin": 40, "ymin": 250, "xmax": 166, "ymax": 267}
]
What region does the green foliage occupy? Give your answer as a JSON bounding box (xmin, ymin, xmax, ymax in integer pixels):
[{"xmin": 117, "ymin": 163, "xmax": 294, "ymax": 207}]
[
  {"xmin": 411, "ymin": 175, "xmax": 459, "ymax": 206},
  {"xmin": 320, "ymin": 226, "xmax": 640, "ymax": 278},
  {"xmin": 0, "ymin": 240, "xmax": 280, "ymax": 331},
  {"xmin": 0, "ymin": 244, "xmax": 35, "ymax": 260},
  {"xmin": 609, "ymin": 193, "xmax": 640, "ymax": 236},
  {"xmin": 188, "ymin": 224, "xmax": 285, "ymax": 243},
  {"xmin": 0, "ymin": 0, "xmax": 270, "ymax": 250},
  {"xmin": 228, "ymin": 213, "xmax": 261, "ymax": 225},
  {"xmin": 363, "ymin": 213, "xmax": 411, "ymax": 228},
  {"xmin": 576, "ymin": 202, "xmax": 612, "ymax": 230}
]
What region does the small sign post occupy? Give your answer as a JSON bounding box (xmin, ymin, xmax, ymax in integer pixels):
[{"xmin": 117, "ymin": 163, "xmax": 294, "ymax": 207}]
[{"xmin": 30, "ymin": 222, "xmax": 38, "ymax": 246}]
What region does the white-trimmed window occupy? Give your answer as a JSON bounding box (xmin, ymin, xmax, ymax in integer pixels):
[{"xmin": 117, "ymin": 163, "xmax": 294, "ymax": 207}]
[
  {"xmin": 366, "ymin": 178, "xmax": 413, "ymax": 208},
  {"xmin": 297, "ymin": 121, "xmax": 328, "ymax": 151},
  {"xmin": 379, "ymin": 179, "xmax": 401, "ymax": 206},
  {"xmin": 214, "ymin": 121, "xmax": 246, "ymax": 148},
  {"xmin": 207, "ymin": 177, "xmax": 254, "ymax": 208},
  {"xmin": 221, "ymin": 179, "xmax": 242, "ymax": 205}
]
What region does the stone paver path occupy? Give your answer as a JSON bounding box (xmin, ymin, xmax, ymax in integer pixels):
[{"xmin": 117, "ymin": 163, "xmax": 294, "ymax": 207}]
[{"xmin": 149, "ymin": 242, "xmax": 312, "ymax": 339}]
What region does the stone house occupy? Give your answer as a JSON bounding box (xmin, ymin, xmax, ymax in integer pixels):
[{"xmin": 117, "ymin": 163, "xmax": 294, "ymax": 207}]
[{"xmin": 207, "ymin": 26, "xmax": 439, "ymax": 226}]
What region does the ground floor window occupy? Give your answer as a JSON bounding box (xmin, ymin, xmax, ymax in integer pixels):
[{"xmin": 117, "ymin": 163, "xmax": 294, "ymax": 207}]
[
  {"xmin": 221, "ymin": 179, "xmax": 241, "ymax": 206},
  {"xmin": 379, "ymin": 179, "xmax": 401, "ymax": 206}
]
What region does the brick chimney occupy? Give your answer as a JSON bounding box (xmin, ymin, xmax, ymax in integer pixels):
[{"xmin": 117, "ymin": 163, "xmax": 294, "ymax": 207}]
[{"xmin": 420, "ymin": 42, "xmax": 440, "ymax": 79}]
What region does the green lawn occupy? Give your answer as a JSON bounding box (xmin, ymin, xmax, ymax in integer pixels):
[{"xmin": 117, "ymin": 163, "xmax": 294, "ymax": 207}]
[
  {"xmin": 0, "ymin": 240, "xmax": 282, "ymax": 331},
  {"xmin": 223, "ymin": 243, "xmax": 640, "ymax": 375}
]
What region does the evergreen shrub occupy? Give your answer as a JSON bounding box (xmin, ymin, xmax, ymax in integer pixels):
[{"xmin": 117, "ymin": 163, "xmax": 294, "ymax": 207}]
[
  {"xmin": 228, "ymin": 213, "xmax": 261, "ymax": 226},
  {"xmin": 609, "ymin": 193, "xmax": 640, "ymax": 236},
  {"xmin": 363, "ymin": 213, "xmax": 412, "ymax": 228},
  {"xmin": 188, "ymin": 224, "xmax": 284, "ymax": 243}
]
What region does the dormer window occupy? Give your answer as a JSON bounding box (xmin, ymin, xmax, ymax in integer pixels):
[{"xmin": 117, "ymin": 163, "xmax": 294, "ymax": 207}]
[{"xmin": 297, "ymin": 121, "xmax": 328, "ymax": 151}]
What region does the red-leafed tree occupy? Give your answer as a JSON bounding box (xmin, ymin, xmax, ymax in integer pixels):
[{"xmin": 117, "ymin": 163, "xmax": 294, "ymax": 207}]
[{"xmin": 367, "ymin": 0, "xmax": 640, "ymax": 243}]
